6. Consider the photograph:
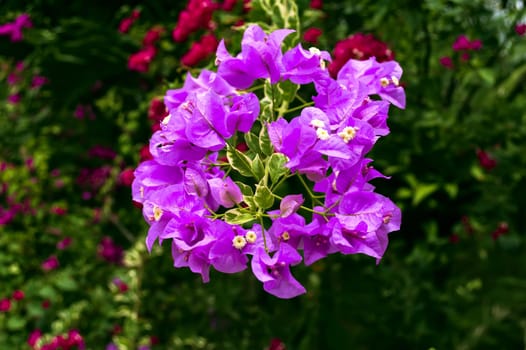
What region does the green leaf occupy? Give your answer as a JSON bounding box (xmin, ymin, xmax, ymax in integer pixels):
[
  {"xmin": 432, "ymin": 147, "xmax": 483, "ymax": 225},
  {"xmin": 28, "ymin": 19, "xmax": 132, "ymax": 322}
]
[
  {"xmin": 254, "ymin": 184, "xmax": 274, "ymax": 210},
  {"xmin": 275, "ymin": 80, "xmax": 300, "ymax": 117},
  {"xmin": 259, "ymin": 97, "xmax": 274, "ymax": 122},
  {"xmin": 235, "ymin": 182, "xmax": 254, "ymax": 197},
  {"xmin": 268, "ymin": 153, "xmax": 289, "ymax": 184},
  {"xmin": 37, "ymin": 285, "xmax": 57, "ymax": 299},
  {"xmin": 444, "ymin": 183, "xmax": 458, "ymax": 199},
  {"xmin": 252, "ymin": 155, "xmax": 265, "ymax": 180},
  {"xmin": 244, "ymin": 132, "xmax": 261, "ymax": 153},
  {"xmin": 224, "ymin": 209, "xmax": 256, "ymax": 225},
  {"xmin": 6, "ymin": 316, "xmax": 26, "ymax": 331},
  {"xmin": 236, "ymin": 182, "xmax": 256, "ymax": 209},
  {"xmin": 412, "ymin": 183, "xmax": 439, "ymax": 206},
  {"xmin": 55, "ymin": 273, "xmax": 78, "ymax": 291},
  {"xmin": 251, "ymin": 0, "xmax": 300, "ymax": 49},
  {"xmin": 227, "ymin": 147, "xmax": 254, "ymax": 178},
  {"xmin": 259, "ymin": 127, "xmax": 274, "ymax": 156},
  {"xmin": 477, "ymin": 68, "xmax": 495, "ymax": 86},
  {"xmin": 497, "ymin": 63, "xmax": 526, "ymax": 98}
]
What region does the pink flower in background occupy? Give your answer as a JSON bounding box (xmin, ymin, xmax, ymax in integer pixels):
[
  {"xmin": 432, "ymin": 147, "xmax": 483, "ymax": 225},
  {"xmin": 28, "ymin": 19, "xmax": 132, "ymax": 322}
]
[
  {"xmin": 0, "ymin": 298, "xmax": 11, "ymax": 312},
  {"xmin": 142, "ymin": 26, "xmax": 164, "ymax": 46},
  {"xmin": 42, "ymin": 255, "xmax": 59, "ymax": 271},
  {"xmin": 88, "ymin": 145, "xmax": 117, "ymax": 160},
  {"xmin": 98, "ymin": 237, "xmax": 124, "ymax": 265},
  {"xmin": 57, "ymin": 237, "xmax": 73, "ymax": 250},
  {"xmin": 77, "ymin": 166, "xmax": 111, "ymax": 191},
  {"xmin": 50, "ymin": 205, "xmax": 67, "ymax": 215},
  {"xmin": 476, "ymin": 148, "xmax": 496, "ymax": 171},
  {"xmin": 310, "ymin": 0, "xmax": 323, "ymax": 9},
  {"xmin": 12, "ymin": 290, "xmax": 25, "ymax": 301},
  {"xmin": 8, "ymin": 93, "xmax": 21, "ymax": 104},
  {"xmin": 41, "ymin": 299, "xmax": 51, "ymax": 309},
  {"xmin": 491, "ymin": 222, "xmax": 509, "ymax": 241},
  {"xmin": 118, "ymin": 9, "xmax": 140, "ymax": 33},
  {"xmin": 452, "ymin": 34, "xmax": 482, "ymax": 51},
  {"xmin": 439, "ymin": 56, "xmax": 454, "ymax": 69},
  {"xmin": 452, "ymin": 34, "xmax": 470, "ymax": 51},
  {"xmin": 31, "ymin": 75, "xmax": 48, "ymax": 89},
  {"xmin": 139, "ymin": 144, "xmax": 153, "ymax": 162},
  {"xmin": 7, "ymin": 73, "xmax": 20, "ymax": 85},
  {"xmin": 148, "ymin": 98, "xmax": 169, "ymax": 123},
  {"xmin": 0, "ymin": 13, "xmax": 33, "ymax": 42},
  {"xmin": 267, "ymin": 338, "xmax": 286, "ymax": 350},
  {"xmin": 15, "ymin": 61, "xmax": 24, "ymax": 71},
  {"xmin": 516, "ymin": 23, "xmax": 526, "ymax": 36},
  {"xmin": 27, "ymin": 329, "xmax": 42, "ymax": 348},
  {"xmin": 74, "ymin": 104, "xmax": 96, "ymax": 120},
  {"xmin": 0, "ymin": 207, "xmax": 17, "ymax": 225},
  {"xmin": 222, "ymin": 0, "xmax": 238, "ymax": 11},
  {"xmin": 112, "ymin": 278, "xmax": 129, "ymax": 293}
]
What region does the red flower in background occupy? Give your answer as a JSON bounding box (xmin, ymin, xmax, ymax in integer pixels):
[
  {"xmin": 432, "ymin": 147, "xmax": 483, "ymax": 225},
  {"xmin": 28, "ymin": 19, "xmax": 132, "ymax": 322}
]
[
  {"xmin": 97, "ymin": 236, "xmax": 124, "ymax": 265},
  {"xmin": 303, "ymin": 27, "xmax": 322, "ymax": 45},
  {"xmin": 12, "ymin": 290, "xmax": 25, "ymax": 301},
  {"xmin": 267, "ymin": 338, "xmax": 286, "ymax": 350},
  {"xmin": 181, "ymin": 33, "xmax": 219, "ymax": 67},
  {"xmin": 119, "ymin": 168, "xmax": 135, "ymax": 186},
  {"xmin": 41, "ymin": 255, "xmax": 59, "ymax": 271},
  {"xmin": 0, "ymin": 13, "xmax": 33, "ymax": 42},
  {"xmin": 143, "ymin": 26, "xmax": 164, "ymax": 46},
  {"xmin": 28, "ymin": 329, "xmax": 42, "ymax": 348},
  {"xmin": 148, "ymin": 98, "xmax": 169, "ymax": 123},
  {"xmin": 310, "ymin": 0, "xmax": 323, "ymax": 9},
  {"xmin": 119, "ymin": 9, "xmax": 140, "ymax": 33},
  {"xmin": 172, "ymin": 0, "xmax": 217, "ymax": 42},
  {"xmin": 0, "ymin": 298, "xmax": 11, "ymax": 312},
  {"xmin": 491, "ymin": 222, "xmax": 509, "ymax": 241},
  {"xmin": 128, "ymin": 46, "xmax": 157, "ymax": 73},
  {"xmin": 476, "ymin": 148, "xmax": 496, "ymax": 171},
  {"xmin": 222, "ymin": 0, "xmax": 238, "ymax": 11},
  {"xmin": 516, "ymin": 23, "xmax": 526, "ymax": 36},
  {"xmin": 329, "ymin": 33, "xmax": 394, "ymax": 77},
  {"xmin": 139, "ymin": 144, "xmax": 153, "ymax": 162}
]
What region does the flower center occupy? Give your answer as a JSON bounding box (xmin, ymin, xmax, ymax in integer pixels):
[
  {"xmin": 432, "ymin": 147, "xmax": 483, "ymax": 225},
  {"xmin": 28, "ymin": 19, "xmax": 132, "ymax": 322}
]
[
  {"xmin": 153, "ymin": 206, "xmax": 163, "ymax": 221},
  {"xmin": 245, "ymin": 230, "xmax": 257, "ymax": 243},
  {"xmin": 232, "ymin": 235, "xmax": 247, "ymax": 249},
  {"xmin": 338, "ymin": 126, "xmax": 358, "ymax": 143}
]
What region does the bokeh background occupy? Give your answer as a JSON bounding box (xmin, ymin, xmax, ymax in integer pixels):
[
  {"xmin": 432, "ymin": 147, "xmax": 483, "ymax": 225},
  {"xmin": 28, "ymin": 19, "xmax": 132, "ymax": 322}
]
[{"xmin": 1, "ymin": 0, "xmax": 525, "ymax": 349}]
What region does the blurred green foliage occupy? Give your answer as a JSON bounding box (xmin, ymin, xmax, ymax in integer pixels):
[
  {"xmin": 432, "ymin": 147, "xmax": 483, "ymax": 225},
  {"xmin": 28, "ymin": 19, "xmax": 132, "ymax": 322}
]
[{"xmin": 1, "ymin": 0, "xmax": 525, "ymax": 349}]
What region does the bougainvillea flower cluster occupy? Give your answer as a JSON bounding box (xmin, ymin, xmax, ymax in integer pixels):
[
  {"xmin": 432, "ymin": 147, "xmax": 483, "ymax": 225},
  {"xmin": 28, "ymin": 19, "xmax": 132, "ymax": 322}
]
[
  {"xmin": 132, "ymin": 24, "xmax": 405, "ymax": 298},
  {"xmin": 0, "ymin": 13, "xmax": 32, "ymax": 42},
  {"xmin": 440, "ymin": 34, "xmax": 483, "ymax": 68},
  {"xmin": 172, "ymin": 0, "xmax": 218, "ymax": 42},
  {"xmin": 181, "ymin": 33, "xmax": 219, "ymax": 67},
  {"xmin": 328, "ymin": 33, "xmax": 395, "ymax": 77},
  {"xmin": 118, "ymin": 9, "xmax": 140, "ymax": 34}
]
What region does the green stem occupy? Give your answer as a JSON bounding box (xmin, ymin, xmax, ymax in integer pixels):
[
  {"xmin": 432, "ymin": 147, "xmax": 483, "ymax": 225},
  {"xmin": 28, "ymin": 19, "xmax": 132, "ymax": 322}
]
[
  {"xmin": 244, "ymin": 84, "xmax": 265, "ymax": 93},
  {"xmin": 258, "ymin": 213, "xmax": 269, "ymax": 253},
  {"xmin": 269, "ymin": 192, "xmax": 330, "ymax": 217},
  {"xmin": 297, "ymin": 174, "xmax": 324, "ymax": 207},
  {"xmin": 281, "ymin": 101, "xmax": 315, "ymax": 115}
]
